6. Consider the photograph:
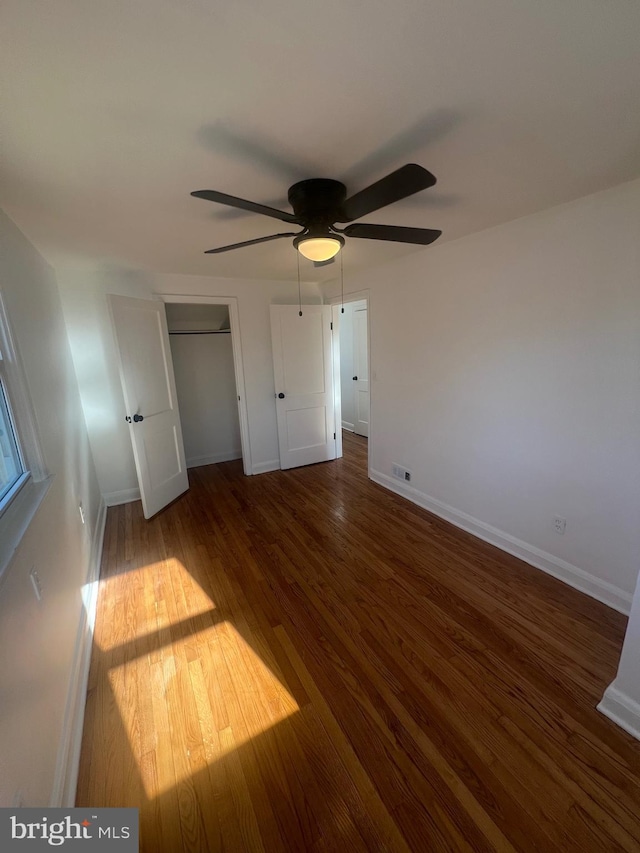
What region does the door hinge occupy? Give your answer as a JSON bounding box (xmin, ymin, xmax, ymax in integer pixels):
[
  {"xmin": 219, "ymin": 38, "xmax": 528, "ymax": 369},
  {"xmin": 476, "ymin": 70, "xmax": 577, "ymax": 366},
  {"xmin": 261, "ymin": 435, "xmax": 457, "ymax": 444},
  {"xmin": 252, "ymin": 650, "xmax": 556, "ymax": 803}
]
[
  {"xmin": 334, "ymin": 432, "xmax": 336, "ymax": 439},
  {"xmin": 330, "ymin": 321, "xmax": 333, "ymax": 330}
]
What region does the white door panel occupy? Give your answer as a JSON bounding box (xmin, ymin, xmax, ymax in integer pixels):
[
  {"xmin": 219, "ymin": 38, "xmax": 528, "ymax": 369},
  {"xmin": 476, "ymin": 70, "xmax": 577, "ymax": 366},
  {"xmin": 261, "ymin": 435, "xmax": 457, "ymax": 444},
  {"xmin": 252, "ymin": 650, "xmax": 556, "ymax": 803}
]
[
  {"xmin": 285, "ymin": 404, "xmax": 329, "ymax": 450},
  {"xmin": 109, "ymin": 295, "xmax": 189, "ymax": 518},
  {"xmin": 281, "ymin": 312, "xmax": 327, "ymax": 393},
  {"xmin": 142, "ymin": 423, "xmax": 183, "ymax": 490},
  {"xmin": 271, "ymin": 305, "xmax": 336, "ymax": 470}
]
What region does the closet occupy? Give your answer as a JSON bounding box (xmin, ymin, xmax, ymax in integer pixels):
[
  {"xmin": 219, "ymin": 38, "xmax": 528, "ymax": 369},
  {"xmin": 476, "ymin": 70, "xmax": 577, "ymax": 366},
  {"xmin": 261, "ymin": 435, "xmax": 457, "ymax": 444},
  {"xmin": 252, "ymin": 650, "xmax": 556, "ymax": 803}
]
[{"xmin": 166, "ymin": 303, "xmax": 242, "ymax": 468}]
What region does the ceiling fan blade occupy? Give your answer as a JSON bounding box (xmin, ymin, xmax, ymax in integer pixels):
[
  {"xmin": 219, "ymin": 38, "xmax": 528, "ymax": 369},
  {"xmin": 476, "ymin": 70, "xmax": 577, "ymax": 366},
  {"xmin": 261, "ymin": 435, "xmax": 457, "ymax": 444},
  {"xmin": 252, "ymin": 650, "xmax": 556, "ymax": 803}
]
[
  {"xmin": 343, "ymin": 223, "xmax": 442, "ymax": 245},
  {"xmin": 204, "ymin": 232, "xmax": 299, "ymax": 254},
  {"xmin": 192, "ymin": 189, "xmax": 300, "ymax": 224},
  {"xmin": 337, "ymin": 164, "xmax": 437, "ymax": 223}
]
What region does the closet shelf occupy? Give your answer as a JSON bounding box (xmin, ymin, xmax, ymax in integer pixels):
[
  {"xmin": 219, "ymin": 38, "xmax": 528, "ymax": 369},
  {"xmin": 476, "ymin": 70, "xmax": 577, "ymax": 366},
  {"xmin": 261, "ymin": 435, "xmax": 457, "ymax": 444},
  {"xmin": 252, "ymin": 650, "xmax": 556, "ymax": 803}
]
[{"xmin": 168, "ymin": 329, "xmax": 231, "ymax": 335}]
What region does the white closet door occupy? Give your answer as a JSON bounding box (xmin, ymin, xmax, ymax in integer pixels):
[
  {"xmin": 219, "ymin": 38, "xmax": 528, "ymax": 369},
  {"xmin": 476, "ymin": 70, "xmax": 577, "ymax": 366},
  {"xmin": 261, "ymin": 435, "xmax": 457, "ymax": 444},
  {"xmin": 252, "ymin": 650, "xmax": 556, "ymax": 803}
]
[
  {"xmin": 270, "ymin": 305, "xmax": 336, "ymax": 470},
  {"xmin": 109, "ymin": 295, "xmax": 188, "ymax": 518}
]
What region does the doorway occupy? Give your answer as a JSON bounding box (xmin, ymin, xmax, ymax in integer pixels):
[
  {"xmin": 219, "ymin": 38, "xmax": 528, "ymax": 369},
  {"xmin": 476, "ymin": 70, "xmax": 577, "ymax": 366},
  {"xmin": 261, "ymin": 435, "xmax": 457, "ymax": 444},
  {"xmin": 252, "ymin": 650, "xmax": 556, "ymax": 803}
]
[
  {"xmin": 161, "ymin": 294, "xmax": 252, "ymax": 476},
  {"xmin": 336, "ymin": 299, "xmax": 369, "ymax": 438},
  {"xmin": 330, "ymin": 290, "xmax": 371, "ymax": 473},
  {"xmin": 166, "ymin": 303, "xmax": 243, "ymax": 472}
]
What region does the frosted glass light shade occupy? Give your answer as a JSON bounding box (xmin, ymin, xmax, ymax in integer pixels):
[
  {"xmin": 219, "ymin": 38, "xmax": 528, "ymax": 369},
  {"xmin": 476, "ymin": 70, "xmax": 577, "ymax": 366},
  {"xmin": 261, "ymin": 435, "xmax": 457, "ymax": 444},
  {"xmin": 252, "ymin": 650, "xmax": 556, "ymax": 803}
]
[{"xmin": 297, "ymin": 237, "xmax": 343, "ymax": 262}]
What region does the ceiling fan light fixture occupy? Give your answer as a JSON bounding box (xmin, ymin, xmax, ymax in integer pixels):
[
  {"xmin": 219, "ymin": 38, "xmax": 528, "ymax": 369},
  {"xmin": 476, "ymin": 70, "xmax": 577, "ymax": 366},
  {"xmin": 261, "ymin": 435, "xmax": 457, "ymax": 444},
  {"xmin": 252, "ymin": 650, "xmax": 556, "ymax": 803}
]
[{"xmin": 294, "ymin": 233, "xmax": 344, "ymax": 262}]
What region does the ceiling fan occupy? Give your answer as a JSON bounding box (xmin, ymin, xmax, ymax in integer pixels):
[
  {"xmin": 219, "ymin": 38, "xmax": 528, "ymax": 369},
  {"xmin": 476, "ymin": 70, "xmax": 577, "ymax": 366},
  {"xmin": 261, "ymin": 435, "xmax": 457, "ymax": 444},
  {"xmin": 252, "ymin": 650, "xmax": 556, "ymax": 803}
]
[{"xmin": 191, "ymin": 164, "xmax": 442, "ymax": 264}]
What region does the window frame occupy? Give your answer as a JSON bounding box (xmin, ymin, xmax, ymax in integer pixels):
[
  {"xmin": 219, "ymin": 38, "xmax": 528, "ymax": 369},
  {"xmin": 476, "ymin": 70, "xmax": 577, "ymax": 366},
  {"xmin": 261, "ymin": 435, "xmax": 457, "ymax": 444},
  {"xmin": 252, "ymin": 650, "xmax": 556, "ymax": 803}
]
[{"xmin": 0, "ymin": 289, "xmax": 50, "ymax": 578}]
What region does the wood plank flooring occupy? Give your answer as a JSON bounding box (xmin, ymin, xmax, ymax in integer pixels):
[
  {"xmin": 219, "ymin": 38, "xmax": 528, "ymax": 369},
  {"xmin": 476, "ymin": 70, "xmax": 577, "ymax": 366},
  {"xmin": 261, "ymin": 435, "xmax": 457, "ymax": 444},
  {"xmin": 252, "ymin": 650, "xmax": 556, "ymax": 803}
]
[{"xmin": 76, "ymin": 431, "xmax": 640, "ymax": 851}]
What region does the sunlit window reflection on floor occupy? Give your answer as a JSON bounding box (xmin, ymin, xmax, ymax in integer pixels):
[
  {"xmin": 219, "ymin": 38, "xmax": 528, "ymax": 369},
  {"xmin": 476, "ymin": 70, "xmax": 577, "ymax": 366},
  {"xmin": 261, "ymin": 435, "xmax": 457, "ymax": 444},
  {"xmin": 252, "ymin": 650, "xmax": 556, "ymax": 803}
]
[
  {"xmin": 87, "ymin": 557, "xmax": 299, "ymax": 799},
  {"xmin": 107, "ymin": 621, "xmax": 299, "ymax": 797},
  {"xmin": 91, "ymin": 559, "xmax": 216, "ymax": 651}
]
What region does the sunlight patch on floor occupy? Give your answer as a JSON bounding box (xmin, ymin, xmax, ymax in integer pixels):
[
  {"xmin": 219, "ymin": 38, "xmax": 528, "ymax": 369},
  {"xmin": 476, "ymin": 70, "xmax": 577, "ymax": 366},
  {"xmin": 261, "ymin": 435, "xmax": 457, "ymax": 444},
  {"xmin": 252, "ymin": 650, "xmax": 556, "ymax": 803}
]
[
  {"xmin": 107, "ymin": 620, "xmax": 299, "ymax": 797},
  {"xmin": 93, "ymin": 558, "xmax": 216, "ymax": 651}
]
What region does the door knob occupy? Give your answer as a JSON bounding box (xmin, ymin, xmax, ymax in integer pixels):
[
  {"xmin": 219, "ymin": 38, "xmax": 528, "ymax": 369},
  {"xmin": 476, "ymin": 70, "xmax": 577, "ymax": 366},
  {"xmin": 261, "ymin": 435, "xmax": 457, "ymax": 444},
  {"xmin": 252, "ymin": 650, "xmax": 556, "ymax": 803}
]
[
  {"xmin": 352, "ymin": 376, "xmax": 358, "ymax": 380},
  {"xmin": 133, "ymin": 413, "xmax": 144, "ymax": 422},
  {"xmin": 278, "ymin": 393, "xmax": 285, "ymax": 399}
]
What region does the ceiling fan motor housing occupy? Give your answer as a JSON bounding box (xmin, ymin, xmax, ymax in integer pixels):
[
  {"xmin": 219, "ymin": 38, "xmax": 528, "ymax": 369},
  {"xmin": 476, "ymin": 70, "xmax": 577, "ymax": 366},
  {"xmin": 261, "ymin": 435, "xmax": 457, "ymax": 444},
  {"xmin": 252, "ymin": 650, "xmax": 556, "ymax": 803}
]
[{"xmin": 287, "ymin": 179, "xmax": 347, "ymax": 228}]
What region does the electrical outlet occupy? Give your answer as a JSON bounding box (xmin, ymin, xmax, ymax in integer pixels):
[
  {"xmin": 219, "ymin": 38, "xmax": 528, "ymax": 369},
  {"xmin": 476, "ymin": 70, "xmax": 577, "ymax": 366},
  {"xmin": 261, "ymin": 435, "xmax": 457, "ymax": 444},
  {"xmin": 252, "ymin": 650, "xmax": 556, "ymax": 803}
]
[
  {"xmin": 392, "ymin": 464, "xmax": 412, "ymax": 483},
  {"xmin": 554, "ymin": 516, "xmax": 566, "ymax": 534}
]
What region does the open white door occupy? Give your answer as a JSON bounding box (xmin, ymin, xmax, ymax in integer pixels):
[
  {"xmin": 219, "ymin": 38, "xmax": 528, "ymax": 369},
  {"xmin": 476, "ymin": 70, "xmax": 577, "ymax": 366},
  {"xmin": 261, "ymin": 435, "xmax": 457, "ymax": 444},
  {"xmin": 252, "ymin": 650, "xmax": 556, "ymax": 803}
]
[
  {"xmin": 353, "ymin": 305, "xmax": 370, "ymax": 437},
  {"xmin": 109, "ymin": 295, "xmax": 189, "ymax": 518},
  {"xmin": 270, "ymin": 305, "xmax": 336, "ymax": 470}
]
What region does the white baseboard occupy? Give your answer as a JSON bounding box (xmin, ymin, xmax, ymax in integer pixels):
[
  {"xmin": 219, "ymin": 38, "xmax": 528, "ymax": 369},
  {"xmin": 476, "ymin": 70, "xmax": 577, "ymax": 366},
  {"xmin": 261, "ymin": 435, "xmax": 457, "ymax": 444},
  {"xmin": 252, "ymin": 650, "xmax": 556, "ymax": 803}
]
[
  {"xmin": 50, "ymin": 497, "xmax": 107, "ymax": 807},
  {"xmin": 342, "ymin": 422, "xmax": 355, "ymax": 432},
  {"xmin": 598, "ymin": 683, "xmax": 640, "ymax": 742},
  {"xmin": 187, "ymin": 449, "xmax": 242, "ymax": 468},
  {"xmin": 252, "ymin": 459, "xmax": 281, "ymax": 475},
  {"xmin": 370, "ymin": 469, "xmax": 632, "ymax": 616},
  {"xmin": 103, "ymin": 487, "xmax": 140, "ymax": 506}
]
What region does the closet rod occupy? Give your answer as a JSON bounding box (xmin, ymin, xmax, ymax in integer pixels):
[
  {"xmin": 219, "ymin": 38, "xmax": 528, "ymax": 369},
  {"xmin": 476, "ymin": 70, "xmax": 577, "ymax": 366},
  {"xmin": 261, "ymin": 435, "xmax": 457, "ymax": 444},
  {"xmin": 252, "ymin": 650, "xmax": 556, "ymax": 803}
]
[{"xmin": 168, "ymin": 329, "xmax": 231, "ymax": 335}]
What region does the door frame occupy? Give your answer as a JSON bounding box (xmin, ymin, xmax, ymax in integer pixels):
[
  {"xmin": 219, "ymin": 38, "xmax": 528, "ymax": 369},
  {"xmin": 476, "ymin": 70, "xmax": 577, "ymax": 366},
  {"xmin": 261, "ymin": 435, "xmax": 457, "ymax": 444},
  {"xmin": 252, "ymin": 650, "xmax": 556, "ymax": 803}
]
[
  {"xmin": 158, "ymin": 293, "xmax": 252, "ymax": 476},
  {"xmin": 329, "ymin": 289, "xmax": 371, "ymax": 476}
]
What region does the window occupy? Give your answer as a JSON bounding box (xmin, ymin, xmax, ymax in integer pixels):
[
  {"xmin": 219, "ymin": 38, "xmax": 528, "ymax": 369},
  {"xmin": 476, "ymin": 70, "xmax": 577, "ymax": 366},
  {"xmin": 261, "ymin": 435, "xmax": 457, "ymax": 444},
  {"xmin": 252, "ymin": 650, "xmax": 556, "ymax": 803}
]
[
  {"xmin": 0, "ymin": 290, "xmax": 49, "ymax": 573},
  {"xmin": 0, "ymin": 376, "xmax": 26, "ymax": 509}
]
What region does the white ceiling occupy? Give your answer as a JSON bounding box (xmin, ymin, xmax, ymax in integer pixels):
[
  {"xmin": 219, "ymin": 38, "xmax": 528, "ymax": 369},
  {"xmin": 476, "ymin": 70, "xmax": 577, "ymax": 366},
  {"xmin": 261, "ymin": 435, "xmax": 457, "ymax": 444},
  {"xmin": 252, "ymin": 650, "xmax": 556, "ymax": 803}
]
[{"xmin": 2, "ymin": 0, "xmax": 639, "ymax": 282}]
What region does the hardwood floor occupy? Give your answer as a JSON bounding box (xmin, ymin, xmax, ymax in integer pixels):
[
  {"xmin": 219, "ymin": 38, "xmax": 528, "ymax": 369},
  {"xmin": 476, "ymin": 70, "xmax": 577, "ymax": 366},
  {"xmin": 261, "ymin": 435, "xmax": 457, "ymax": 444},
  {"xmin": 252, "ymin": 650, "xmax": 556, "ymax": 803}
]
[{"xmin": 77, "ymin": 431, "xmax": 640, "ymax": 851}]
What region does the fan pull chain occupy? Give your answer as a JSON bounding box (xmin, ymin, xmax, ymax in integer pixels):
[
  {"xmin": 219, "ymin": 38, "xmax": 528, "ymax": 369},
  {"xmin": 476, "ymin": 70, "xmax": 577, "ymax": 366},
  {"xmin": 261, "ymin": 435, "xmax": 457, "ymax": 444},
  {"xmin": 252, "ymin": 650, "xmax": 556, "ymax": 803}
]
[
  {"xmin": 340, "ymin": 250, "xmax": 344, "ymax": 313},
  {"xmin": 297, "ymin": 252, "xmax": 302, "ymax": 316}
]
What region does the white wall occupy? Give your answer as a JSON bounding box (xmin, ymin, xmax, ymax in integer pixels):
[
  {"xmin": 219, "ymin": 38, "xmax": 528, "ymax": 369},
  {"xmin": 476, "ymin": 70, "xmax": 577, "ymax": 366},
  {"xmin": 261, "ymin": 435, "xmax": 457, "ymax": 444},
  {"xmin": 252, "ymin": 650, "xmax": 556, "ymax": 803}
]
[
  {"xmin": 323, "ymin": 179, "xmax": 640, "ymax": 610},
  {"xmin": 56, "ymin": 268, "xmax": 322, "ymax": 497},
  {"xmin": 170, "ymin": 332, "xmax": 242, "ymax": 467},
  {"xmin": 0, "ymin": 210, "xmax": 102, "ymax": 806}
]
